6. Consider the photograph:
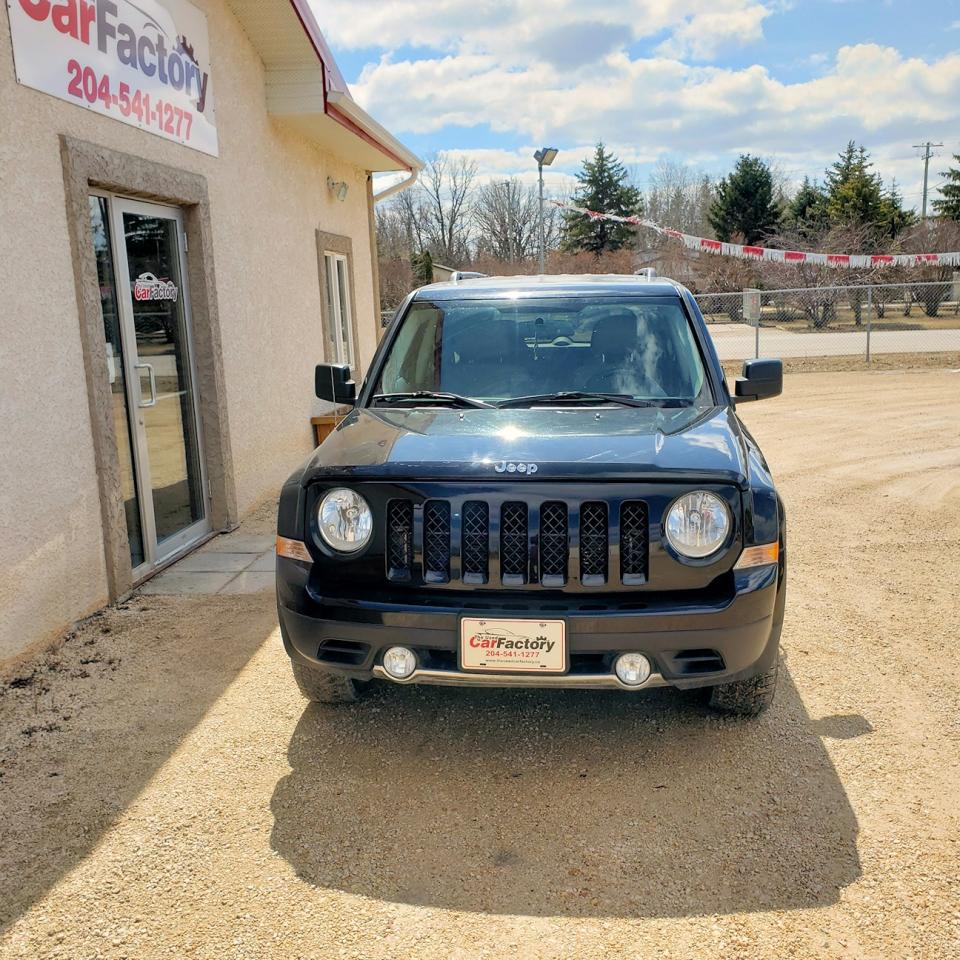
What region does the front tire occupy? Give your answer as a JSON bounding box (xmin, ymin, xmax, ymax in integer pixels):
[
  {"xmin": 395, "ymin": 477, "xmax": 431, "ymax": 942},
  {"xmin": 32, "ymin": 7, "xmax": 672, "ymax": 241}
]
[
  {"xmin": 708, "ymin": 660, "xmax": 778, "ymax": 716},
  {"xmin": 291, "ymin": 660, "xmax": 361, "ymax": 704}
]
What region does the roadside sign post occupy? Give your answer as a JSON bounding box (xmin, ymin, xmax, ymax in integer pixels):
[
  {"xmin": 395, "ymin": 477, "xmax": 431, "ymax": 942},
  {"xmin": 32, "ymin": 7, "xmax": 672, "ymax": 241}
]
[{"xmin": 743, "ymin": 289, "xmax": 762, "ymax": 358}]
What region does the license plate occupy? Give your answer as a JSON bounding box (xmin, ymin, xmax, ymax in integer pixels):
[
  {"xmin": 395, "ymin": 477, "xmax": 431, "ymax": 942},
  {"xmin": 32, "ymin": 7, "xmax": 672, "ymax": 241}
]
[{"xmin": 460, "ymin": 618, "xmax": 566, "ymax": 673}]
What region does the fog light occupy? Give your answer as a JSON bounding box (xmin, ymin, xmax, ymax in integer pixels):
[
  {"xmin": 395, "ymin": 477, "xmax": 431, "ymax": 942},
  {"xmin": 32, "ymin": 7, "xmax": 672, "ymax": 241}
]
[
  {"xmin": 382, "ymin": 646, "xmax": 417, "ymax": 680},
  {"xmin": 615, "ymin": 653, "xmax": 652, "ymax": 687}
]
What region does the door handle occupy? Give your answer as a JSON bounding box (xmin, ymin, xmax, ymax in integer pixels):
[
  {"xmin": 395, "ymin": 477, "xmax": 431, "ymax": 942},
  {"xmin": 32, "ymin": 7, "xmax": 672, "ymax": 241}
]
[{"xmin": 134, "ymin": 361, "xmax": 157, "ymax": 408}]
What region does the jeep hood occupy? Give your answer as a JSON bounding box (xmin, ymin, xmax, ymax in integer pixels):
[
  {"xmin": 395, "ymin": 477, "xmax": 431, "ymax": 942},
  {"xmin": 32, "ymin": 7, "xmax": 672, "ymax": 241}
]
[{"xmin": 304, "ymin": 406, "xmax": 750, "ymax": 485}]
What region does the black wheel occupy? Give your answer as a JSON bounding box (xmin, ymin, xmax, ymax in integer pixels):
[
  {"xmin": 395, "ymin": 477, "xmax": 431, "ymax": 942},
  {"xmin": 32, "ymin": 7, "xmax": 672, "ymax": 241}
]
[
  {"xmin": 708, "ymin": 660, "xmax": 778, "ymax": 716},
  {"xmin": 290, "ymin": 660, "xmax": 361, "ymax": 704}
]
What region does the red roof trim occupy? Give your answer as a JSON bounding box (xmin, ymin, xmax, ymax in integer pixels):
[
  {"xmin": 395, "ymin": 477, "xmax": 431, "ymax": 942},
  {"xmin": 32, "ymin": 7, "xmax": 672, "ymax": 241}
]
[{"xmin": 287, "ymin": 0, "xmax": 409, "ymax": 169}]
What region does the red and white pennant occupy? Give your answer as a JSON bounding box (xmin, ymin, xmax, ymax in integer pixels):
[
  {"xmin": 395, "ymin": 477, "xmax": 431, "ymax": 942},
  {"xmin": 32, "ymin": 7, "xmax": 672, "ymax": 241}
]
[{"xmin": 554, "ymin": 201, "xmax": 960, "ymax": 270}]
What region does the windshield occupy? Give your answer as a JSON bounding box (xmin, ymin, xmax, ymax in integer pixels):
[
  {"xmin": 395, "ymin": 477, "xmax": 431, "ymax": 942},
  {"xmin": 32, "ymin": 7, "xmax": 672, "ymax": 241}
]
[{"xmin": 372, "ymin": 296, "xmax": 711, "ymax": 405}]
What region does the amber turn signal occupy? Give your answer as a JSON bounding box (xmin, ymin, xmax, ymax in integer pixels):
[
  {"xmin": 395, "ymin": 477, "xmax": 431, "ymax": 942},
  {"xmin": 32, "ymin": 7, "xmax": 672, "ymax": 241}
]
[
  {"xmin": 734, "ymin": 541, "xmax": 779, "ymax": 569},
  {"xmin": 276, "ymin": 535, "xmax": 312, "ymax": 563}
]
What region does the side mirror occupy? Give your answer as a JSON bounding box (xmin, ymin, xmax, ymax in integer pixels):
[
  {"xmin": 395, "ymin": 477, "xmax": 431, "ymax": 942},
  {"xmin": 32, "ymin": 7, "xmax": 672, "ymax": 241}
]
[
  {"xmin": 315, "ymin": 363, "xmax": 356, "ymax": 404},
  {"xmin": 735, "ymin": 358, "xmax": 782, "ymax": 402}
]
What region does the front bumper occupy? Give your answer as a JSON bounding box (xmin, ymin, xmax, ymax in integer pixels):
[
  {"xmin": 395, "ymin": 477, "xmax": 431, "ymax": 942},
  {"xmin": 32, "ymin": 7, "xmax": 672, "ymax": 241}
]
[{"xmin": 277, "ymin": 558, "xmax": 785, "ymax": 691}]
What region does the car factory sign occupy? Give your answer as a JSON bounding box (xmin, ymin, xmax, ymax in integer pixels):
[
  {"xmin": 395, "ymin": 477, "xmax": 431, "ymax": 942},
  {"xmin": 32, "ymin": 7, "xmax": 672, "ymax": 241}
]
[{"xmin": 7, "ymin": 0, "xmax": 218, "ymax": 155}]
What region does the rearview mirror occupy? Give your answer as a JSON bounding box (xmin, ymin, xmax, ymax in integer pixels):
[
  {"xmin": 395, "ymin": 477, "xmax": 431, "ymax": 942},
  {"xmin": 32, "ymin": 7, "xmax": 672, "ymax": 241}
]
[
  {"xmin": 315, "ymin": 363, "xmax": 356, "ymax": 404},
  {"xmin": 735, "ymin": 358, "xmax": 782, "ymax": 402}
]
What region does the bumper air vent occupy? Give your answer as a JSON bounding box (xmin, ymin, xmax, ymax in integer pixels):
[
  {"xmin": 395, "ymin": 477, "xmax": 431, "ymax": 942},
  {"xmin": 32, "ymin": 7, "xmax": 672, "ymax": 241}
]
[
  {"xmin": 316, "ymin": 639, "xmax": 370, "ymax": 666},
  {"xmin": 670, "ymin": 649, "xmax": 726, "ymax": 675}
]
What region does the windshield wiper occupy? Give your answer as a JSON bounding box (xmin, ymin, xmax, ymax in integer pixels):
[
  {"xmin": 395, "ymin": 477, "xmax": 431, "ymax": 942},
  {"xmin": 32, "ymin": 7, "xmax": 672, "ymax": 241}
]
[
  {"xmin": 497, "ymin": 391, "xmax": 690, "ymax": 409},
  {"xmin": 371, "ymin": 391, "xmax": 494, "ymax": 409}
]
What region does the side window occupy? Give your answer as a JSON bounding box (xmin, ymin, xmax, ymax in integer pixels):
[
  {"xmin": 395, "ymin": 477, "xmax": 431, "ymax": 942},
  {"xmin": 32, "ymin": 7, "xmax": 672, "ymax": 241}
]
[
  {"xmin": 377, "ymin": 304, "xmax": 442, "ymax": 393},
  {"xmin": 323, "ymin": 251, "xmax": 354, "ymax": 366}
]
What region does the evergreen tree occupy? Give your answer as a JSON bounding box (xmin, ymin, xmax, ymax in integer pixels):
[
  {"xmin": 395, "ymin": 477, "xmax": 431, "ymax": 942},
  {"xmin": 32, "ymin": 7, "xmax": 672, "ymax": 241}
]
[
  {"xmin": 783, "ymin": 177, "xmax": 829, "ymax": 241},
  {"xmin": 563, "ymin": 143, "xmax": 643, "ymax": 254},
  {"xmin": 878, "ymin": 180, "xmax": 917, "ymax": 238},
  {"xmin": 411, "ymin": 249, "xmax": 433, "ymax": 286},
  {"xmin": 932, "ymin": 154, "xmax": 960, "ymax": 220},
  {"xmin": 822, "ymin": 142, "xmax": 915, "ymax": 239},
  {"xmin": 708, "ymin": 155, "xmax": 781, "ymax": 244},
  {"xmin": 824, "ymin": 142, "xmax": 886, "ymax": 227}
]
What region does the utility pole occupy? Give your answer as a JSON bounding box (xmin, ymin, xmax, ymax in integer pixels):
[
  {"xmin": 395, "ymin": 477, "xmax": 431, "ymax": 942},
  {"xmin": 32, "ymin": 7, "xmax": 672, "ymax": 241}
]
[{"xmin": 913, "ymin": 141, "xmax": 943, "ymax": 219}]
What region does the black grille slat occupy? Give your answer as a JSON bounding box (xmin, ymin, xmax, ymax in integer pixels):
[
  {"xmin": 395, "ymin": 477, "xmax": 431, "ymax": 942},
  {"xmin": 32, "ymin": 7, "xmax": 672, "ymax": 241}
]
[
  {"xmin": 387, "ymin": 496, "xmax": 649, "ymax": 589},
  {"xmin": 461, "ymin": 501, "xmax": 489, "ymax": 583},
  {"xmin": 386, "ymin": 500, "xmax": 413, "ymax": 580},
  {"xmin": 579, "ymin": 502, "xmax": 608, "ymax": 584},
  {"xmin": 539, "ymin": 502, "xmax": 568, "ymax": 586},
  {"xmin": 620, "ymin": 501, "xmax": 649, "ymax": 584},
  {"xmin": 423, "ymin": 501, "xmax": 451, "ymax": 582},
  {"xmin": 500, "ymin": 502, "xmax": 528, "ymax": 583}
]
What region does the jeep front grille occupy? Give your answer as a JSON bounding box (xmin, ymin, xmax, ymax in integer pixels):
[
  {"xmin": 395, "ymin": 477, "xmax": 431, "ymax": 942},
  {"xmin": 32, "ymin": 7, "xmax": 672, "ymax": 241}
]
[
  {"xmin": 539, "ymin": 502, "xmax": 568, "ymax": 586},
  {"xmin": 386, "ymin": 500, "xmax": 413, "ymax": 580},
  {"xmin": 423, "ymin": 500, "xmax": 451, "ymax": 582},
  {"xmin": 385, "ymin": 496, "xmax": 649, "ymax": 588},
  {"xmin": 500, "ymin": 502, "xmax": 529, "ymax": 584},
  {"xmin": 461, "ymin": 501, "xmax": 489, "ymax": 584},
  {"xmin": 579, "ymin": 502, "xmax": 608, "ymax": 585},
  {"xmin": 620, "ymin": 501, "xmax": 650, "ymax": 584}
]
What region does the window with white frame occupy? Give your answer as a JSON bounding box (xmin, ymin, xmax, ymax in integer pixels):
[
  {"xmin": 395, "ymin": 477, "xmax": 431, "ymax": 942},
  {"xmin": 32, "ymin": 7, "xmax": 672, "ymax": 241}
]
[{"xmin": 323, "ymin": 251, "xmax": 354, "ymax": 366}]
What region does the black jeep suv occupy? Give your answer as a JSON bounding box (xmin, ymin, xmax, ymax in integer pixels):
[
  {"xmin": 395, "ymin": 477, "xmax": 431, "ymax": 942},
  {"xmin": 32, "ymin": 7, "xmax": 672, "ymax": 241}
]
[{"xmin": 276, "ymin": 276, "xmax": 786, "ymax": 715}]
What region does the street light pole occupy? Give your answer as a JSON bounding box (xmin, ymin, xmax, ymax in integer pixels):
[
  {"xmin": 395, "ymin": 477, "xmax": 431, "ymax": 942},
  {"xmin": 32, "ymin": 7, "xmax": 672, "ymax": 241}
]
[
  {"xmin": 534, "ymin": 147, "xmax": 558, "ymax": 274},
  {"xmin": 537, "ymin": 161, "xmax": 545, "ymax": 273}
]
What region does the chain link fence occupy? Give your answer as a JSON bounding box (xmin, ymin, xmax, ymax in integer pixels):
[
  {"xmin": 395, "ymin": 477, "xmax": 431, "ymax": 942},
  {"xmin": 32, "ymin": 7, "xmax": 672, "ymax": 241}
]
[
  {"xmin": 382, "ymin": 280, "xmax": 960, "ymax": 363},
  {"xmin": 695, "ymin": 280, "xmax": 960, "ymax": 363}
]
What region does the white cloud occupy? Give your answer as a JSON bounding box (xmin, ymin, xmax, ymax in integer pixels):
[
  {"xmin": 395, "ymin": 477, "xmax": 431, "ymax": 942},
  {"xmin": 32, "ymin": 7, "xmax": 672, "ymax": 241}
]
[
  {"xmin": 354, "ymin": 43, "xmax": 960, "ymax": 141},
  {"xmin": 352, "ymin": 42, "xmax": 959, "ymax": 210},
  {"xmin": 314, "ymin": 0, "xmax": 775, "ymax": 65},
  {"xmin": 655, "ymin": 4, "xmax": 771, "ymax": 61}
]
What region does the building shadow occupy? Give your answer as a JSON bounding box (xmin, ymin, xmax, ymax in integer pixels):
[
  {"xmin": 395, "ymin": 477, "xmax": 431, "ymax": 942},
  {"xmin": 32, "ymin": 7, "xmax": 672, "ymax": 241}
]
[
  {"xmin": 270, "ymin": 663, "xmax": 862, "ymax": 918},
  {"xmin": 0, "ymin": 593, "xmax": 276, "ymax": 934}
]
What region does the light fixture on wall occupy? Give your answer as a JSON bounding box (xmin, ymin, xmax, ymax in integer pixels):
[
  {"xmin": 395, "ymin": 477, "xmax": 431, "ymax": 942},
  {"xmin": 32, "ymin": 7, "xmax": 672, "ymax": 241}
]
[{"xmin": 327, "ymin": 177, "xmax": 349, "ymax": 202}]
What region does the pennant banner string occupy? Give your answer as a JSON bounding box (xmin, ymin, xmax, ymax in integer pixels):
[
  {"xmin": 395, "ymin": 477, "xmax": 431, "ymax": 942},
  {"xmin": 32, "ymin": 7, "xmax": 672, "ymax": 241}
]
[{"xmin": 553, "ymin": 200, "xmax": 960, "ymax": 270}]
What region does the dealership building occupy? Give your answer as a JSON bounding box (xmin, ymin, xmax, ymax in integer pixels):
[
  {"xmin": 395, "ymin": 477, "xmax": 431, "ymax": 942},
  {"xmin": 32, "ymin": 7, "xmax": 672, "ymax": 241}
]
[{"xmin": 0, "ymin": 0, "xmax": 421, "ymax": 664}]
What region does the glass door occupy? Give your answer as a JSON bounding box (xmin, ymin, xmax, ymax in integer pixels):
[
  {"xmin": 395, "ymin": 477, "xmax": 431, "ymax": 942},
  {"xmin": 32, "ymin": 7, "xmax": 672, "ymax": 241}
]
[{"xmin": 108, "ymin": 197, "xmax": 210, "ymax": 566}]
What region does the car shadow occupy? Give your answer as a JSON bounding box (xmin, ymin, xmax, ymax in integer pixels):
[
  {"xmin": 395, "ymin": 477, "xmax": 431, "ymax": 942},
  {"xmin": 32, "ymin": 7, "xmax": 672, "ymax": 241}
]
[{"xmin": 270, "ymin": 663, "xmax": 862, "ymax": 918}]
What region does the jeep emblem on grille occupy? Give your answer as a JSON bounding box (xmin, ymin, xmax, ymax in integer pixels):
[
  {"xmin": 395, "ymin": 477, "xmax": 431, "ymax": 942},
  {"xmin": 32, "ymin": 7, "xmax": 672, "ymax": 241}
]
[{"xmin": 494, "ymin": 461, "xmax": 538, "ymax": 474}]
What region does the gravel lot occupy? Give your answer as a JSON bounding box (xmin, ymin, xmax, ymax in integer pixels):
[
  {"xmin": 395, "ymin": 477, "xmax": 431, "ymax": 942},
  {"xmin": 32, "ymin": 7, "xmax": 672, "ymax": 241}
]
[{"xmin": 1, "ymin": 370, "xmax": 958, "ymax": 960}]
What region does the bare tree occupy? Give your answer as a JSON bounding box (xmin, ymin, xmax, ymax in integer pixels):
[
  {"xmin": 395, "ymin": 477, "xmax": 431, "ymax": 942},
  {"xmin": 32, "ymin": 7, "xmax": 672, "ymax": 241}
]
[
  {"xmin": 473, "ymin": 179, "xmax": 542, "ymax": 262},
  {"xmin": 419, "ymin": 155, "xmax": 477, "ymax": 264},
  {"xmin": 395, "ymin": 185, "xmax": 428, "ymax": 254},
  {"xmin": 642, "ymin": 159, "xmax": 715, "ymax": 238}
]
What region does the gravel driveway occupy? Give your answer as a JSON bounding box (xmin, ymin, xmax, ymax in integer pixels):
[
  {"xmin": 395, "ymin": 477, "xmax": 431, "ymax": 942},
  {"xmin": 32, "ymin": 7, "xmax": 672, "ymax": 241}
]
[{"xmin": 1, "ymin": 370, "xmax": 958, "ymax": 959}]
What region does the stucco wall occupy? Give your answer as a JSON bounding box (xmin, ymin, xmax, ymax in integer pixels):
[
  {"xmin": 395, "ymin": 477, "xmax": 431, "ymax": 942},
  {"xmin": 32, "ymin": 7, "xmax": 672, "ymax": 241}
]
[{"xmin": 0, "ymin": 0, "xmax": 380, "ymax": 663}]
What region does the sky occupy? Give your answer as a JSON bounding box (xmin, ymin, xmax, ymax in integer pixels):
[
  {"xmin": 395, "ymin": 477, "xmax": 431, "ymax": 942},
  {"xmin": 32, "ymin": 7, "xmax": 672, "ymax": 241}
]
[{"xmin": 312, "ymin": 0, "xmax": 960, "ymax": 213}]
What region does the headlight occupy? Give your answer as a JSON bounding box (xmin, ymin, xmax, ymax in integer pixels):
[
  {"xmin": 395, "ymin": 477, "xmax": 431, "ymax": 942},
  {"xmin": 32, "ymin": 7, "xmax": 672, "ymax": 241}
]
[
  {"xmin": 317, "ymin": 488, "xmax": 373, "ymax": 553},
  {"xmin": 664, "ymin": 490, "xmax": 731, "ymax": 559}
]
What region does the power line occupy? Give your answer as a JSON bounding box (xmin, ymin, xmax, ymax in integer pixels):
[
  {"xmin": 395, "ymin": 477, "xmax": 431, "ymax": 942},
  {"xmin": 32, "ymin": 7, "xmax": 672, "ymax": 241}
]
[{"xmin": 913, "ymin": 141, "xmax": 944, "ymax": 218}]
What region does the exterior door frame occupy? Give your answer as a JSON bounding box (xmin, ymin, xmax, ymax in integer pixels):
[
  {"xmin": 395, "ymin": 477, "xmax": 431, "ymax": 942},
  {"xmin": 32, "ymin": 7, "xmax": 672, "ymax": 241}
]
[
  {"xmin": 100, "ymin": 192, "xmax": 212, "ymax": 570},
  {"xmin": 62, "ymin": 136, "xmax": 237, "ymax": 601}
]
